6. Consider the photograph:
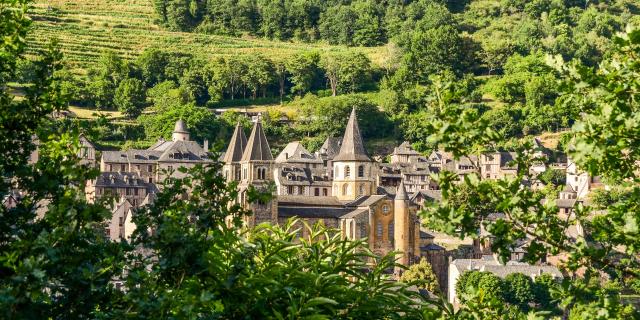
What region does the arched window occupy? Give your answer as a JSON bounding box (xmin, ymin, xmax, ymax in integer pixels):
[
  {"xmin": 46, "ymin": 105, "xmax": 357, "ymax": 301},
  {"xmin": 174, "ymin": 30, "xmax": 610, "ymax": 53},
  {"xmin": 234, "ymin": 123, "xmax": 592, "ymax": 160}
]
[
  {"xmin": 358, "ymin": 184, "xmax": 365, "ymax": 196},
  {"xmin": 345, "ymin": 166, "xmax": 351, "ymax": 178},
  {"xmin": 342, "ymin": 183, "xmax": 349, "ymax": 195},
  {"xmin": 322, "ymin": 188, "xmax": 328, "ymax": 196},
  {"xmin": 358, "ymin": 165, "xmax": 364, "ymax": 177}
]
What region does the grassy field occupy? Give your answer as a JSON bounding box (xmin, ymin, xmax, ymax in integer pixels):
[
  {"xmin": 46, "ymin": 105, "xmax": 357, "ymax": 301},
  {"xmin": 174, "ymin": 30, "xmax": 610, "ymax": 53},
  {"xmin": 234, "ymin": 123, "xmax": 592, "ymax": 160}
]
[{"xmin": 27, "ymin": 0, "xmax": 386, "ymax": 74}]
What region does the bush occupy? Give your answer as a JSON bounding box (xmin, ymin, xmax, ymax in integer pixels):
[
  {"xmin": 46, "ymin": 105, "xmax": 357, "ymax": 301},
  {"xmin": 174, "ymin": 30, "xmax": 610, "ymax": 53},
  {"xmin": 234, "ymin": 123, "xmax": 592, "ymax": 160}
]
[{"xmin": 504, "ymin": 273, "xmax": 535, "ymax": 311}]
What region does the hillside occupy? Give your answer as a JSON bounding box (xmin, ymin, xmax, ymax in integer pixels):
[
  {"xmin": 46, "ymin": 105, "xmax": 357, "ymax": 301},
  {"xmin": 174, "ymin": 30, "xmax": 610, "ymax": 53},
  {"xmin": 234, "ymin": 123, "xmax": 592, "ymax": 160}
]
[{"xmin": 27, "ymin": 0, "xmax": 385, "ymax": 73}]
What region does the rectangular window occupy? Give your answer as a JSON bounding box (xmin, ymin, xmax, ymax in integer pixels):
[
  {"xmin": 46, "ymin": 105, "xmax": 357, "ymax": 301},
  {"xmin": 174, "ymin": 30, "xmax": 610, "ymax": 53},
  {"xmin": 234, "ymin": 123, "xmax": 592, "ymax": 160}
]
[
  {"xmin": 136, "ymin": 165, "xmax": 140, "ymax": 171},
  {"xmin": 126, "ymin": 188, "xmax": 132, "ymax": 196},
  {"xmin": 109, "ymin": 164, "xmax": 113, "ymax": 171},
  {"xmin": 314, "ymin": 188, "xmax": 320, "ymax": 196},
  {"xmin": 148, "ymin": 165, "xmax": 153, "ymax": 172},
  {"xmin": 119, "ymin": 217, "xmax": 124, "ymax": 226},
  {"xmin": 298, "ymin": 186, "xmax": 304, "ymax": 195},
  {"xmin": 148, "ymin": 177, "xmax": 153, "ymax": 183},
  {"xmin": 323, "ymin": 188, "xmax": 328, "ymax": 196},
  {"xmin": 388, "ymin": 223, "xmax": 394, "ymax": 241},
  {"xmin": 134, "ymin": 188, "xmax": 139, "ymax": 196},
  {"xmin": 168, "ymin": 165, "xmax": 173, "ymax": 171},
  {"xmin": 121, "ymin": 164, "xmax": 125, "ymax": 171},
  {"xmin": 287, "ymin": 186, "xmax": 293, "ymax": 194},
  {"xmin": 376, "ymin": 222, "xmax": 383, "ymax": 237},
  {"xmin": 360, "ymin": 223, "xmax": 367, "ymax": 239}
]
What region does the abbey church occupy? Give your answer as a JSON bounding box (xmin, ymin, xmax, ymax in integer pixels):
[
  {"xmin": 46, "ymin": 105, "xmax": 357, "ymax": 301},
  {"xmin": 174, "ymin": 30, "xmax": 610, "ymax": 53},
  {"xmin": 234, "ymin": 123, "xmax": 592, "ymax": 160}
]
[
  {"xmin": 88, "ymin": 108, "xmax": 442, "ymax": 266},
  {"xmin": 223, "ymin": 108, "xmax": 423, "ymax": 263}
]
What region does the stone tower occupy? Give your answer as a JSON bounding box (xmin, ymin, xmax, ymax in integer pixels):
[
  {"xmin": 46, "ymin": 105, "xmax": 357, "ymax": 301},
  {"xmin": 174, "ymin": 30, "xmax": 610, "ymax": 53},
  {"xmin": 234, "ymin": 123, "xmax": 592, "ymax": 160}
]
[
  {"xmin": 394, "ymin": 180, "xmax": 411, "ymax": 267},
  {"xmin": 222, "ymin": 122, "xmax": 247, "ymax": 182},
  {"xmin": 332, "ymin": 107, "xmax": 374, "ymax": 201},
  {"xmin": 239, "ymin": 119, "xmax": 276, "ymax": 227},
  {"xmin": 172, "ymin": 119, "xmax": 190, "ymax": 142}
]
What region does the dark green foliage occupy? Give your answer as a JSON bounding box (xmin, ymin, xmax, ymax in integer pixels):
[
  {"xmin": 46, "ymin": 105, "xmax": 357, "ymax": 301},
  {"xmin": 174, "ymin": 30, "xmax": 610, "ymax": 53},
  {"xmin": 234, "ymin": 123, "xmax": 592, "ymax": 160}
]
[
  {"xmin": 504, "ymin": 273, "xmax": 535, "ymax": 311},
  {"xmin": 114, "ymin": 78, "xmax": 146, "ymax": 118},
  {"xmin": 538, "ymin": 169, "xmax": 566, "ymax": 186},
  {"xmin": 138, "ymin": 103, "xmax": 224, "ymax": 143},
  {"xmin": 296, "ymin": 94, "xmax": 393, "ymax": 141}
]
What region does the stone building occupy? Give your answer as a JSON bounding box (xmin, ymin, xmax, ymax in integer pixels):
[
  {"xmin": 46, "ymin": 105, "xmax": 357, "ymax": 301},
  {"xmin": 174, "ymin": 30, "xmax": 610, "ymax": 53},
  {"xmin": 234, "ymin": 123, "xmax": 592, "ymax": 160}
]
[
  {"xmin": 99, "ymin": 120, "xmax": 210, "ymax": 186},
  {"xmin": 85, "ymin": 172, "xmax": 156, "ymax": 206},
  {"xmin": 222, "ymin": 108, "xmax": 424, "ymax": 266}
]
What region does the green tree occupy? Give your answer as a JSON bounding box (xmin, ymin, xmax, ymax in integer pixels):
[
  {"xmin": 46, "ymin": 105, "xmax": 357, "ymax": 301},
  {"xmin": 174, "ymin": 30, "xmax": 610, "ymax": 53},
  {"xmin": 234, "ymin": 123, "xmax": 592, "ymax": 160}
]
[
  {"xmin": 114, "ymin": 77, "xmax": 146, "ymax": 118},
  {"xmin": 399, "ymin": 258, "xmax": 441, "ymax": 294},
  {"xmin": 320, "ymin": 51, "xmax": 371, "ymax": 96},
  {"xmin": 136, "ymin": 48, "xmax": 170, "ymax": 87},
  {"xmin": 285, "ymin": 51, "xmax": 320, "ymax": 96},
  {"xmin": 420, "ymin": 28, "xmax": 640, "ymax": 318},
  {"xmin": 504, "ymin": 273, "xmax": 535, "ymax": 311}
]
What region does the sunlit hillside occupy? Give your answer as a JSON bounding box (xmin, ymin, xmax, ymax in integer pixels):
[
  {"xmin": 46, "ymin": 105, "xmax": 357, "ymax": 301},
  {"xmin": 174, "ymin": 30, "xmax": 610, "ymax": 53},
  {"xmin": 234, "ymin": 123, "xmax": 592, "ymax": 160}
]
[{"xmin": 28, "ymin": 0, "xmax": 385, "ymax": 73}]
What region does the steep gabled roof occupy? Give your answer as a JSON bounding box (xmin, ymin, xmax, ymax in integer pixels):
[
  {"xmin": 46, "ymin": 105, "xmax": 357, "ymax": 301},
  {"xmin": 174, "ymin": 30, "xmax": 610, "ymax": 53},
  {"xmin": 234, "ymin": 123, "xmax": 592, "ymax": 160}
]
[
  {"xmin": 275, "ymin": 141, "xmax": 321, "ymax": 163},
  {"xmin": 223, "ymin": 123, "xmax": 248, "ymax": 163},
  {"xmin": 333, "ymin": 108, "xmax": 370, "ymax": 162},
  {"xmin": 319, "ymin": 136, "xmax": 341, "ymax": 158},
  {"xmin": 393, "ymin": 141, "xmax": 420, "ymax": 156},
  {"xmin": 241, "ymin": 120, "xmax": 273, "ymax": 161}
]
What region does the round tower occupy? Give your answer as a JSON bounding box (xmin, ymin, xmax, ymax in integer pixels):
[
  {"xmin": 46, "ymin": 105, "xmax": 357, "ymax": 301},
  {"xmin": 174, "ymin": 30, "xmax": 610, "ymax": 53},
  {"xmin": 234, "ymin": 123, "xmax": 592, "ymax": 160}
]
[
  {"xmin": 172, "ymin": 119, "xmax": 190, "ymax": 141},
  {"xmin": 394, "ymin": 180, "xmax": 410, "ymax": 267}
]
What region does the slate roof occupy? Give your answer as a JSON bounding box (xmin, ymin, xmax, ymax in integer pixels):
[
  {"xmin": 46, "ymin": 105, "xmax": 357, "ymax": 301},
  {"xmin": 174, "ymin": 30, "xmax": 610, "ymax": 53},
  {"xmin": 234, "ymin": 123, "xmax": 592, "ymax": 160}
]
[
  {"xmin": 223, "ymin": 123, "xmax": 248, "ymax": 163},
  {"xmin": 278, "ymin": 167, "xmax": 331, "ymax": 186},
  {"xmin": 158, "ymin": 140, "xmax": 209, "ymax": 162},
  {"xmin": 393, "ymin": 141, "xmax": 421, "ymax": 156},
  {"xmin": 174, "ymin": 119, "xmax": 188, "ymax": 133},
  {"xmin": 340, "ymin": 208, "xmax": 368, "ymax": 219},
  {"xmin": 420, "ymin": 231, "xmax": 435, "ymax": 239},
  {"xmin": 277, "ymin": 195, "xmax": 344, "ymax": 207},
  {"xmin": 421, "ymin": 243, "xmax": 445, "ymax": 251},
  {"xmin": 345, "ymin": 195, "xmax": 388, "ymax": 207},
  {"xmin": 333, "ymin": 108, "xmax": 371, "ymax": 162},
  {"xmin": 411, "ymin": 190, "xmax": 443, "ymax": 203},
  {"xmin": 396, "ymin": 180, "xmax": 408, "ymax": 200},
  {"xmin": 278, "ymin": 206, "xmax": 352, "ymax": 219},
  {"xmin": 95, "ymin": 172, "xmax": 154, "ymax": 189},
  {"xmin": 275, "ymin": 142, "xmax": 322, "ymax": 164},
  {"xmin": 319, "ymin": 137, "xmax": 341, "ymax": 159},
  {"xmin": 241, "ymin": 120, "xmax": 273, "ymax": 161}
]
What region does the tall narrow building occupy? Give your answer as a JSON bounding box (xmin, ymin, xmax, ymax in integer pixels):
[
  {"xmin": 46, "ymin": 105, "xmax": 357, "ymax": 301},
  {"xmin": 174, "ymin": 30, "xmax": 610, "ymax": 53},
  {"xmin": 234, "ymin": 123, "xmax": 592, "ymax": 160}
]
[
  {"xmin": 222, "ymin": 123, "xmax": 247, "ymax": 182},
  {"xmin": 394, "ymin": 181, "xmax": 411, "ymax": 266},
  {"xmin": 332, "ymin": 107, "xmax": 374, "ymax": 201},
  {"xmin": 239, "ymin": 119, "xmax": 276, "ymax": 226}
]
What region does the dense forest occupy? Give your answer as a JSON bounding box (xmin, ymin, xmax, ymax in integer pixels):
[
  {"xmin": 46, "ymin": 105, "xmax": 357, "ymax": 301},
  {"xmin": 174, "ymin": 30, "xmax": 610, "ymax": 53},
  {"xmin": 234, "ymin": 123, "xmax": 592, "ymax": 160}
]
[{"xmin": 14, "ymin": 0, "xmax": 640, "ymax": 153}]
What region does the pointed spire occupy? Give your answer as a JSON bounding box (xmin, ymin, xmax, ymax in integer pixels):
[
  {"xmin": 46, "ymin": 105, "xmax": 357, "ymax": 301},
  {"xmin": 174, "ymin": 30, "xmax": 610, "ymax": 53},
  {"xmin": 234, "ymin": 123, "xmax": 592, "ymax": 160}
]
[
  {"xmin": 241, "ymin": 119, "xmax": 273, "ymax": 161},
  {"xmin": 174, "ymin": 119, "xmax": 188, "ymax": 133},
  {"xmin": 395, "ymin": 180, "xmax": 408, "ymax": 201},
  {"xmin": 333, "ymin": 107, "xmax": 370, "ymax": 162},
  {"xmin": 223, "ymin": 122, "xmax": 247, "ymax": 163}
]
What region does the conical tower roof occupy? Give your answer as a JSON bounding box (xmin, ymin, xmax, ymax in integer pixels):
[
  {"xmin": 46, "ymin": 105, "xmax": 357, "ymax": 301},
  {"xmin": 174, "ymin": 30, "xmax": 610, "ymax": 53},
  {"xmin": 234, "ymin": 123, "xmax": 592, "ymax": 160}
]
[
  {"xmin": 241, "ymin": 120, "xmax": 273, "ymax": 161},
  {"xmin": 395, "ymin": 180, "xmax": 408, "ymax": 201},
  {"xmin": 223, "ymin": 123, "xmax": 247, "ymax": 163},
  {"xmin": 174, "ymin": 119, "xmax": 188, "ymax": 133},
  {"xmin": 333, "ymin": 107, "xmax": 370, "ymax": 162}
]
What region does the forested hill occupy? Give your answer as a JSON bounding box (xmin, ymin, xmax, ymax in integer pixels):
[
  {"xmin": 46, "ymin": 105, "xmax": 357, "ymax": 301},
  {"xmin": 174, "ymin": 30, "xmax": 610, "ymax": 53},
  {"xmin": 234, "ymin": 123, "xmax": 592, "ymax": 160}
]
[
  {"xmin": 27, "ymin": 0, "xmax": 383, "ymax": 72},
  {"xmin": 154, "ymin": 0, "xmax": 640, "ymax": 64},
  {"xmin": 21, "ymin": 0, "xmax": 640, "ymax": 155}
]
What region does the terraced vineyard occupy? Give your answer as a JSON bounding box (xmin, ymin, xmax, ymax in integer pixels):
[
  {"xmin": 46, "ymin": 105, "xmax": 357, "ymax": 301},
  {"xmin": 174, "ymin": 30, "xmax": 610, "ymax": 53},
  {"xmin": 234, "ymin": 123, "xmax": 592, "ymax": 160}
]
[{"xmin": 28, "ymin": 0, "xmax": 385, "ymax": 73}]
